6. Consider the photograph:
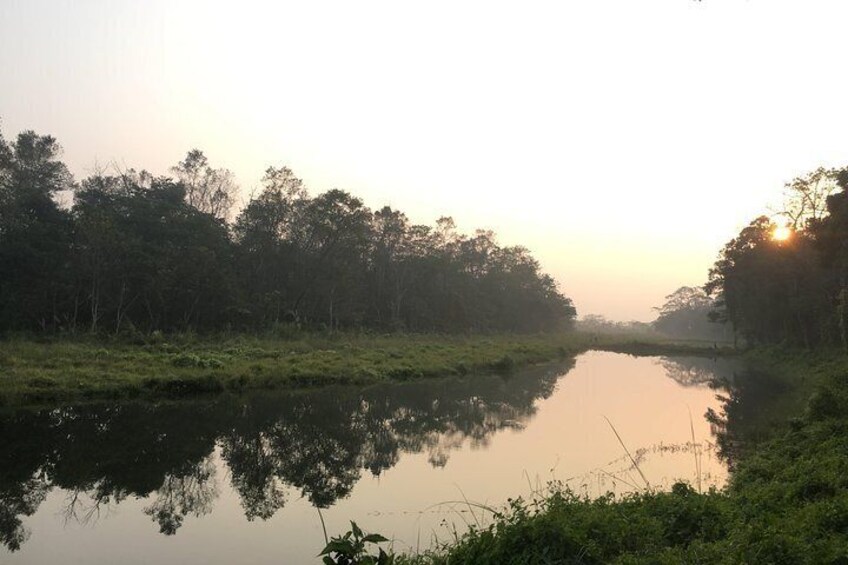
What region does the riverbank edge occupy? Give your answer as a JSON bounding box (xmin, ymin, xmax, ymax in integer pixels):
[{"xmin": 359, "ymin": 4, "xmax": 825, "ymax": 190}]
[
  {"xmin": 0, "ymin": 332, "xmax": 733, "ymax": 405},
  {"xmin": 388, "ymin": 347, "xmax": 848, "ymax": 564}
]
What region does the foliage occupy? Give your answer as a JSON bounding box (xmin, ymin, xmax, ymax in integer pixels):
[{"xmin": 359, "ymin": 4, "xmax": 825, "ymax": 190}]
[
  {"xmin": 778, "ymin": 166, "xmax": 840, "ymax": 229},
  {"xmin": 320, "ymin": 522, "xmax": 392, "ymax": 565},
  {"xmin": 705, "ymin": 165, "xmax": 848, "ymax": 348},
  {"xmin": 171, "ymin": 149, "xmax": 238, "ymax": 221},
  {"xmin": 0, "ymin": 121, "xmax": 576, "ymax": 337},
  {"xmin": 393, "ymin": 349, "xmax": 848, "ymax": 564},
  {"xmin": 0, "ymin": 129, "xmax": 73, "ymax": 332}
]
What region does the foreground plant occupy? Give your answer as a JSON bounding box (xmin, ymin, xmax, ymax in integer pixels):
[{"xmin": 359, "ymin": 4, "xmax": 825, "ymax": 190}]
[{"xmin": 320, "ymin": 521, "xmax": 393, "ymax": 565}]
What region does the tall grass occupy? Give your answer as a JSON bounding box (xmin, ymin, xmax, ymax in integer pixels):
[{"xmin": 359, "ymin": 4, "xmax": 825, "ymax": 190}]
[{"xmin": 0, "ymin": 331, "xmax": 726, "ymax": 404}]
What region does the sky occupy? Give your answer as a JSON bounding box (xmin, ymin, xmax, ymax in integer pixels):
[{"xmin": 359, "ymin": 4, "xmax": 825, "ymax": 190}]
[{"xmin": 3, "ymin": 0, "xmax": 848, "ymax": 321}]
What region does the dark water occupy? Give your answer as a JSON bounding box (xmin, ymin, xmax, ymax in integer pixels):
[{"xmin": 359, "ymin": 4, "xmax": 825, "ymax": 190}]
[{"xmin": 1, "ymin": 351, "xmax": 741, "ymax": 564}]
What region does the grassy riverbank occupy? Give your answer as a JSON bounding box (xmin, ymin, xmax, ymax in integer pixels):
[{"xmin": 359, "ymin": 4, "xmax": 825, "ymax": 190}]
[
  {"xmin": 0, "ymin": 331, "xmax": 730, "ymax": 404},
  {"xmin": 388, "ymin": 348, "xmax": 848, "ymax": 564}
]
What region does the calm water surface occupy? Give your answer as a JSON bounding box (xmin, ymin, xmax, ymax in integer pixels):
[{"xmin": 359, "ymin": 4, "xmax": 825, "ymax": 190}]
[{"xmin": 1, "ymin": 351, "xmax": 741, "ymax": 564}]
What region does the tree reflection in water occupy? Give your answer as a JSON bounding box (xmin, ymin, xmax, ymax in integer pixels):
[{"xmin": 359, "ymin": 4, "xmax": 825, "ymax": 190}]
[
  {"xmin": 705, "ymin": 367, "xmax": 794, "ymax": 469},
  {"xmin": 0, "ymin": 361, "xmax": 567, "ymax": 551},
  {"xmin": 143, "ymin": 456, "xmax": 218, "ymax": 535},
  {"xmin": 657, "ymin": 356, "xmax": 738, "ymax": 388},
  {"xmin": 659, "ymin": 356, "xmax": 793, "ymax": 472}
]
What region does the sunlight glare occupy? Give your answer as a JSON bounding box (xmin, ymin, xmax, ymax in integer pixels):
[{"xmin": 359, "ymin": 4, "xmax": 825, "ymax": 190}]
[{"xmin": 773, "ymin": 225, "xmax": 792, "ymax": 242}]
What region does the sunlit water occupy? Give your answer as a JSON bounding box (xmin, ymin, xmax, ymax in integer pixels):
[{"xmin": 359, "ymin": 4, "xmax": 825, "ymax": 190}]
[{"xmin": 1, "ymin": 351, "xmax": 739, "ymax": 564}]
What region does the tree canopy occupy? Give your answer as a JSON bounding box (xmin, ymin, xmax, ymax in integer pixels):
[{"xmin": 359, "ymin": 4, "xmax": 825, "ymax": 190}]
[
  {"xmin": 0, "ymin": 123, "xmax": 576, "ymax": 335},
  {"xmin": 705, "ymin": 166, "xmax": 848, "ymax": 348}
]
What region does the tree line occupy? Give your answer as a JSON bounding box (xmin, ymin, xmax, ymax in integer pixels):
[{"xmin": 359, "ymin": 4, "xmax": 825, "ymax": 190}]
[
  {"xmin": 652, "ymin": 286, "xmax": 732, "ymax": 342},
  {"xmin": 706, "ymin": 167, "xmax": 848, "ymax": 348},
  {"xmin": 0, "ymin": 124, "xmax": 576, "ymax": 335}
]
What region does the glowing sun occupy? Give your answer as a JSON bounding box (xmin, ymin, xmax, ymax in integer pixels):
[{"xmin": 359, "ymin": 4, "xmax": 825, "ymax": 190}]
[{"xmin": 773, "ymin": 225, "xmax": 792, "ymax": 241}]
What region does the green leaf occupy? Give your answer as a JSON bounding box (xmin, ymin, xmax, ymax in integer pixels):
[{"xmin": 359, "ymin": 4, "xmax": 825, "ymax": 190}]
[
  {"xmin": 320, "ymin": 539, "xmax": 354, "ymax": 555},
  {"xmin": 363, "ymin": 534, "xmax": 389, "ymax": 543},
  {"xmin": 350, "ymin": 521, "xmax": 363, "ymax": 539},
  {"xmin": 377, "ymin": 548, "xmax": 393, "ymax": 565}
]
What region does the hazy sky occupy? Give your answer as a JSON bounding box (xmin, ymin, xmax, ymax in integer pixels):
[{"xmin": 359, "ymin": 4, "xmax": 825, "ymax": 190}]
[{"xmin": 3, "ymin": 0, "xmax": 848, "ymax": 321}]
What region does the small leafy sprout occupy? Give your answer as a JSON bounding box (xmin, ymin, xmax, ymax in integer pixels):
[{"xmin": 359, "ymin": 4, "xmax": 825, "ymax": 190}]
[{"xmin": 319, "ymin": 521, "xmax": 392, "ymax": 565}]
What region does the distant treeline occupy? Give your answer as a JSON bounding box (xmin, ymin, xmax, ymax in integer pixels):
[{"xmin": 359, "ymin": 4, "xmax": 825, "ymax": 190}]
[
  {"xmin": 576, "ymin": 287, "xmax": 732, "ymax": 342},
  {"xmin": 652, "ymin": 286, "xmax": 733, "ymax": 342},
  {"xmin": 574, "ymin": 315, "xmax": 655, "ymax": 336},
  {"xmin": 706, "ymin": 167, "xmax": 848, "ymax": 348},
  {"xmin": 0, "ymin": 125, "xmax": 576, "ymax": 335}
]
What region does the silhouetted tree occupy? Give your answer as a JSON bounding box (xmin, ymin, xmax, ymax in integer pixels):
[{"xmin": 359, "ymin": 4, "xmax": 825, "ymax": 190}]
[
  {"xmin": 71, "ymin": 171, "xmax": 236, "ymax": 332},
  {"xmin": 706, "ymin": 168, "xmax": 847, "ymax": 348},
  {"xmin": 0, "ymin": 121, "xmax": 576, "ymax": 335},
  {"xmin": 0, "ymin": 130, "xmax": 73, "ymax": 331},
  {"xmin": 171, "ymin": 149, "xmax": 238, "ymax": 220}
]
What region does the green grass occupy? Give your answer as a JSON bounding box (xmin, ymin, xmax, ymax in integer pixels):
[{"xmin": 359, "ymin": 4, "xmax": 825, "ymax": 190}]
[
  {"xmin": 393, "ymin": 348, "xmax": 848, "ymax": 564},
  {"xmin": 0, "ymin": 331, "xmax": 725, "ymax": 405},
  {"xmin": 0, "ymin": 333, "xmax": 732, "ymax": 405}
]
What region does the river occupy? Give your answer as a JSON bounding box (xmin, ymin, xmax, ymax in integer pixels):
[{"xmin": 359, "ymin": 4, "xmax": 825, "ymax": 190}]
[{"xmin": 0, "ymin": 351, "xmax": 742, "ymax": 563}]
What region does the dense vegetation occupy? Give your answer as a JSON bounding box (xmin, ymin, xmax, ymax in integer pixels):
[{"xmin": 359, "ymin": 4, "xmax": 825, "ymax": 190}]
[
  {"xmin": 393, "ymin": 349, "xmax": 848, "ymax": 564},
  {"xmin": 706, "ymin": 167, "xmax": 848, "ymax": 348},
  {"xmin": 0, "ymin": 124, "xmax": 575, "ymax": 336}
]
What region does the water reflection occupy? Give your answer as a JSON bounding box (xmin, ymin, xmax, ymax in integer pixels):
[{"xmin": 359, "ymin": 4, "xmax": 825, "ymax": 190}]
[
  {"xmin": 658, "ymin": 356, "xmax": 739, "ymax": 388},
  {"xmin": 1, "ymin": 353, "xmax": 770, "ymax": 561},
  {"xmin": 705, "ymin": 366, "xmax": 795, "ymax": 469},
  {"xmin": 0, "ymin": 363, "xmax": 566, "ymax": 552}
]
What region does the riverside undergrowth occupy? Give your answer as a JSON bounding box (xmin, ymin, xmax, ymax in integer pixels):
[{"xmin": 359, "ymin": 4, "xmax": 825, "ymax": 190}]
[{"xmin": 390, "ymin": 348, "xmax": 848, "ymax": 564}]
